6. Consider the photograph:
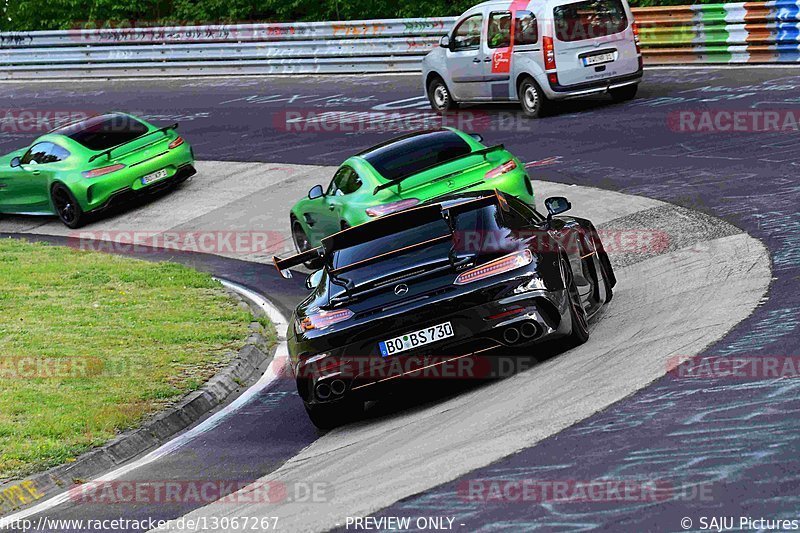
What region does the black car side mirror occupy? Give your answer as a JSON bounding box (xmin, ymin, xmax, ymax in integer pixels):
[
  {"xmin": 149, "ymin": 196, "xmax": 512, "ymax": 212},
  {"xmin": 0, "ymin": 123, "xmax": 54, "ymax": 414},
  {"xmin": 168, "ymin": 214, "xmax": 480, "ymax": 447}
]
[
  {"xmin": 544, "ymin": 196, "xmax": 571, "ymax": 222},
  {"xmin": 305, "ymin": 269, "xmax": 324, "ymax": 290},
  {"xmin": 10, "ymin": 156, "xmax": 20, "ymax": 168},
  {"xmin": 308, "ymin": 184, "xmax": 324, "ymax": 200},
  {"xmin": 439, "ymin": 35, "xmax": 450, "ymax": 48}
]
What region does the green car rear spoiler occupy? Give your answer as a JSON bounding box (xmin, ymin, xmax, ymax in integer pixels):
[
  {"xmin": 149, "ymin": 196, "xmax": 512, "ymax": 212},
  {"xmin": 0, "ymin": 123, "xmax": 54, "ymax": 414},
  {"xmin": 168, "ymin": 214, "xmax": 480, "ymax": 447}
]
[
  {"xmin": 88, "ymin": 123, "xmax": 179, "ymax": 163},
  {"xmin": 372, "ymin": 144, "xmax": 506, "ymax": 194},
  {"xmin": 271, "ymin": 190, "xmax": 510, "ymax": 280}
]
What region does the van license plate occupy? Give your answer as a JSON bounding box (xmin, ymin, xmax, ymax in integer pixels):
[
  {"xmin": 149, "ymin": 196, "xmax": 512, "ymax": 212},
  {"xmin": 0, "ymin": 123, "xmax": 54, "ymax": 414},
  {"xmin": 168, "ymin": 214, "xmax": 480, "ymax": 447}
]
[{"xmin": 583, "ymin": 52, "xmax": 615, "ymax": 66}]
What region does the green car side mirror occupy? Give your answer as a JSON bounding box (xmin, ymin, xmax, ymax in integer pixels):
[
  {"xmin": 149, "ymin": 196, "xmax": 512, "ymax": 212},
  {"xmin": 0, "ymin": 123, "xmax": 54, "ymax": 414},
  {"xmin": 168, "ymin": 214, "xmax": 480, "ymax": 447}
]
[
  {"xmin": 10, "ymin": 156, "xmax": 20, "ymax": 168},
  {"xmin": 308, "ymin": 184, "xmax": 324, "ymax": 200}
]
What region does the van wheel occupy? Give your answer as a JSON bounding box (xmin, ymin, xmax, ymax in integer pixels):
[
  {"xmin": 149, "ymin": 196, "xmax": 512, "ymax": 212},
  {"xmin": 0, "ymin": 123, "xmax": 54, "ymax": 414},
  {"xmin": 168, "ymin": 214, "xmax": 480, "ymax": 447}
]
[
  {"xmin": 610, "ymin": 84, "xmax": 638, "ymax": 102},
  {"xmin": 519, "ymin": 78, "xmax": 550, "ymax": 118},
  {"xmin": 427, "ymin": 77, "xmax": 458, "ymax": 112}
]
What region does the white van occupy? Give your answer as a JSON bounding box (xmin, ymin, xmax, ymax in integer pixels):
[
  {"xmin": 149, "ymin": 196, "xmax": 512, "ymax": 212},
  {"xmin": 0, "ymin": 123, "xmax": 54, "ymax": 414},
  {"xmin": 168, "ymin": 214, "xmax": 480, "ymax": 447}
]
[{"xmin": 422, "ymin": 0, "xmax": 643, "ymax": 117}]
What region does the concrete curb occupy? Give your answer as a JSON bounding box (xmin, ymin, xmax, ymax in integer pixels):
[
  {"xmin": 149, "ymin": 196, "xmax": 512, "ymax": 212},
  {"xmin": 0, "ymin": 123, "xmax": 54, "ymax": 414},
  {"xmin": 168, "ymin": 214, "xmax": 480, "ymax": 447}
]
[{"xmin": 0, "ymin": 282, "xmax": 275, "ymax": 518}]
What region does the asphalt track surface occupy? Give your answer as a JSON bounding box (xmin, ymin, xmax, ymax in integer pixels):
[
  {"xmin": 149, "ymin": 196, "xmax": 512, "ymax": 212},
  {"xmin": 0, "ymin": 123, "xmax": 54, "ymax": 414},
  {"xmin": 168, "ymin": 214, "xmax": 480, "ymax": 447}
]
[{"xmin": 0, "ymin": 67, "xmax": 797, "ymax": 530}]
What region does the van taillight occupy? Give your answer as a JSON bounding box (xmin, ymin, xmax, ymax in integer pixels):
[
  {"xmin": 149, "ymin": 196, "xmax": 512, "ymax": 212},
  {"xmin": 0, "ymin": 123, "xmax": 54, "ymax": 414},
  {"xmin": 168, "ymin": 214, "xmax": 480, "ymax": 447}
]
[
  {"xmin": 632, "ymin": 23, "xmax": 641, "ymax": 54},
  {"xmin": 543, "ymin": 36, "xmax": 556, "ymax": 70}
]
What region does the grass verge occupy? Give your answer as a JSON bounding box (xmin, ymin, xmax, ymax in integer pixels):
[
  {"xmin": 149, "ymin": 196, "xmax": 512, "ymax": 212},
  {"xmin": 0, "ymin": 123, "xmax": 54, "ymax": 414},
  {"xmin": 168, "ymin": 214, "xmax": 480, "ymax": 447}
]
[{"xmin": 0, "ymin": 239, "xmax": 257, "ymax": 481}]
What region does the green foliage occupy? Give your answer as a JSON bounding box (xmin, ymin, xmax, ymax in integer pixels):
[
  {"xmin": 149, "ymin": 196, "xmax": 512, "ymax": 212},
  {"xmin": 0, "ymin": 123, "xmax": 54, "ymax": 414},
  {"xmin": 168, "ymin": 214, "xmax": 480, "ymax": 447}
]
[{"xmin": 2, "ymin": 0, "xmax": 731, "ymax": 32}]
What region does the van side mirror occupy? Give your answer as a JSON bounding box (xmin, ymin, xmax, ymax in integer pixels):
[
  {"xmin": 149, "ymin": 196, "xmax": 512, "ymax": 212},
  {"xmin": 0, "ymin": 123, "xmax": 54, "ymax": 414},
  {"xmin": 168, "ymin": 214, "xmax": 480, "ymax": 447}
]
[
  {"xmin": 308, "ymin": 184, "xmax": 324, "ymax": 200},
  {"xmin": 305, "ymin": 269, "xmax": 324, "ymax": 290},
  {"xmin": 544, "ymin": 196, "xmax": 571, "ymax": 219},
  {"xmin": 439, "ymin": 35, "xmax": 450, "ymax": 48},
  {"xmin": 10, "ymin": 156, "xmax": 20, "ymax": 168}
]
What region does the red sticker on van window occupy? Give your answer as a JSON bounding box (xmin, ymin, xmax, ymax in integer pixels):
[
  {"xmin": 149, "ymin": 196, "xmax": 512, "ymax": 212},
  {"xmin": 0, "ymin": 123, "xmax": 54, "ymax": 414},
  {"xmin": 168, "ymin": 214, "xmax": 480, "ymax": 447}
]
[{"xmin": 492, "ymin": 0, "xmax": 531, "ymax": 73}]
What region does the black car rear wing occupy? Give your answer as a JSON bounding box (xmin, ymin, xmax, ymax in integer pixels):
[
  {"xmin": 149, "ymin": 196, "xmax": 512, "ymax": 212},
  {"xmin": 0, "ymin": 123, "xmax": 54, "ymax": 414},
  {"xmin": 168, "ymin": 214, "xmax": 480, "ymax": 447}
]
[
  {"xmin": 88, "ymin": 123, "xmax": 179, "ymax": 163},
  {"xmin": 372, "ymin": 144, "xmax": 506, "ymax": 194},
  {"xmin": 271, "ymin": 191, "xmax": 510, "ymax": 281},
  {"xmin": 272, "ymin": 247, "xmax": 322, "ymax": 279}
]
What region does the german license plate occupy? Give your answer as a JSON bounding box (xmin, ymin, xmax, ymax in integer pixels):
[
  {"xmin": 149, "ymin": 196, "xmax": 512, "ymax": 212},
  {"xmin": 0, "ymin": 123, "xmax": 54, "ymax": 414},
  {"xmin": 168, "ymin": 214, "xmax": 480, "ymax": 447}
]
[
  {"xmin": 142, "ymin": 169, "xmax": 168, "ymax": 185},
  {"xmin": 583, "ymin": 52, "xmax": 615, "ymax": 66},
  {"xmin": 378, "ymin": 321, "xmax": 454, "ymax": 357}
]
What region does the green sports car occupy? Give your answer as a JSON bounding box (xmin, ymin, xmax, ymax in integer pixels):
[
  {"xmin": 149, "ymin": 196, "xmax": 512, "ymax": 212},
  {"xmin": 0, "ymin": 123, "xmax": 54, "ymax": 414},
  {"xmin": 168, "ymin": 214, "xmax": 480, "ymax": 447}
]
[
  {"xmin": 0, "ymin": 112, "xmax": 195, "ymax": 228},
  {"xmin": 290, "ymin": 128, "xmax": 535, "ymax": 252}
]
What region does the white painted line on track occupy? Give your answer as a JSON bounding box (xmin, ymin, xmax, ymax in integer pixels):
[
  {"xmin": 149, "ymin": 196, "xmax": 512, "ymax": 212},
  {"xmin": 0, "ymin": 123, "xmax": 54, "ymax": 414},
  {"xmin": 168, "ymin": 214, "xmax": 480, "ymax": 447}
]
[{"xmin": 0, "ymin": 278, "xmax": 290, "ymax": 528}]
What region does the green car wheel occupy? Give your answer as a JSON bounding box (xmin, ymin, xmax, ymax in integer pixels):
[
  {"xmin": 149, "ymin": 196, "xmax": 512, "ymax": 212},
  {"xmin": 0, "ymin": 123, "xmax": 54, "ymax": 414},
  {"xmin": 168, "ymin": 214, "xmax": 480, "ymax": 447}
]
[{"xmin": 51, "ymin": 183, "xmax": 85, "ymax": 229}]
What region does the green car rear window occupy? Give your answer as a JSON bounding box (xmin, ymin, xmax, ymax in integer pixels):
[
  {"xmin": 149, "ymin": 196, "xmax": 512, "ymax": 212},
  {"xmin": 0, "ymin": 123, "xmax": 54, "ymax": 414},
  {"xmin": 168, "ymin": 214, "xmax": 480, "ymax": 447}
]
[
  {"xmin": 57, "ymin": 114, "xmax": 149, "ymax": 151},
  {"xmin": 362, "ymin": 130, "xmax": 472, "ymax": 181}
]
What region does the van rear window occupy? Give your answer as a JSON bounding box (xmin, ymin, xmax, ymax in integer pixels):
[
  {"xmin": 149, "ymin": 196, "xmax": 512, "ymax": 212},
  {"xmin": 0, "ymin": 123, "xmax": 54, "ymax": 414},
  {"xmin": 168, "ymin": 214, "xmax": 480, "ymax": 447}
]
[{"xmin": 554, "ymin": 0, "xmax": 628, "ymax": 42}]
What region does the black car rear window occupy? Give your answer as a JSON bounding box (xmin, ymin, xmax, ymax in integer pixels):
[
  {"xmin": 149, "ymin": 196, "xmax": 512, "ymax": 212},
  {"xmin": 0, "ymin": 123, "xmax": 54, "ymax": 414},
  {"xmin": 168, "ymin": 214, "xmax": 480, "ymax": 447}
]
[
  {"xmin": 333, "ymin": 218, "xmax": 452, "ymax": 270},
  {"xmin": 57, "ymin": 114, "xmax": 149, "ymax": 151},
  {"xmin": 554, "ymin": 0, "xmax": 628, "ymax": 42},
  {"xmin": 361, "ymin": 130, "xmax": 472, "ymax": 182}
]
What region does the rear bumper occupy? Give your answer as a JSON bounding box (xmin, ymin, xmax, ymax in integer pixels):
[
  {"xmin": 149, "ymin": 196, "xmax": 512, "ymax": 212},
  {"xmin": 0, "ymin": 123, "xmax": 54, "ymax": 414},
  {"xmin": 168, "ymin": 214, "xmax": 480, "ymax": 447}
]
[
  {"xmin": 545, "ymin": 66, "xmax": 643, "ymax": 99},
  {"xmin": 86, "ymin": 163, "xmax": 196, "ymax": 215},
  {"xmin": 294, "ymin": 287, "xmax": 571, "ymax": 406}
]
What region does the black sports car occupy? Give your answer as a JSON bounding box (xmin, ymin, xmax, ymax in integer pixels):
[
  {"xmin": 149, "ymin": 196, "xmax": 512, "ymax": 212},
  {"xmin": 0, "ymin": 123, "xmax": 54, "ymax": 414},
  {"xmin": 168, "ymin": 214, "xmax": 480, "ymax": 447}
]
[{"xmin": 274, "ymin": 190, "xmax": 616, "ymax": 429}]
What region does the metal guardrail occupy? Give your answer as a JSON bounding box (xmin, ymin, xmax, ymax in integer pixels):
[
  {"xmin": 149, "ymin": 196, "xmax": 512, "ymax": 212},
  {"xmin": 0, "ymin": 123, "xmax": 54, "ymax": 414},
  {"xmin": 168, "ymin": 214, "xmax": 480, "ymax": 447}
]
[{"xmin": 0, "ymin": 2, "xmax": 798, "ymax": 79}]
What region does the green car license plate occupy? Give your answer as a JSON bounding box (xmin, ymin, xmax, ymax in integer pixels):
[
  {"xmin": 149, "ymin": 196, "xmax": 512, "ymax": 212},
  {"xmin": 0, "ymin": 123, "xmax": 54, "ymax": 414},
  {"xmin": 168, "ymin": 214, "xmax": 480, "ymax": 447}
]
[{"xmin": 142, "ymin": 169, "xmax": 168, "ymax": 185}]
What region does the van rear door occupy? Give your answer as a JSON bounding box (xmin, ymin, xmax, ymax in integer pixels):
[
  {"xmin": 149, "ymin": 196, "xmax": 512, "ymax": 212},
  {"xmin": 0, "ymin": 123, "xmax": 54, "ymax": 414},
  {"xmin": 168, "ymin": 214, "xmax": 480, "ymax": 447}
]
[{"xmin": 550, "ymin": 0, "xmax": 639, "ymax": 87}]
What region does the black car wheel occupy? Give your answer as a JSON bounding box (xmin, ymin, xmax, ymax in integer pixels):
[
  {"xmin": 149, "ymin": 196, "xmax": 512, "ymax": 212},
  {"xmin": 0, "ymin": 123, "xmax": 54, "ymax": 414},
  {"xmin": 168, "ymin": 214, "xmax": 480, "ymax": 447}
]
[
  {"xmin": 304, "ymin": 400, "xmax": 362, "ymax": 430},
  {"xmin": 590, "ymin": 231, "xmax": 615, "ymax": 303},
  {"xmin": 292, "ymin": 217, "xmax": 322, "ymax": 269},
  {"xmin": 427, "ymin": 76, "xmax": 458, "ymax": 112},
  {"xmin": 519, "ymin": 77, "xmax": 551, "ymax": 118},
  {"xmin": 51, "ymin": 184, "xmax": 85, "ymax": 229},
  {"xmin": 562, "ymin": 256, "xmax": 590, "ymax": 345},
  {"xmin": 610, "ymin": 84, "xmax": 638, "ymax": 103}
]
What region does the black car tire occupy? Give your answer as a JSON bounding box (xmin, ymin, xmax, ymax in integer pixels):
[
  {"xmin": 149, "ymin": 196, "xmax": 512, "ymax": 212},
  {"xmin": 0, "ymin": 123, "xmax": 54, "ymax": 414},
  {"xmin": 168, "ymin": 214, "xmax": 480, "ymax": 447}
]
[
  {"xmin": 562, "ymin": 256, "xmax": 590, "ymax": 345},
  {"xmin": 519, "ymin": 77, "xmax": 551, "ymax": 118},
  {"xmin": 590, "ymin": 231, "xmax": 615, "ymax": 303},
  {"xmin": 304, "ymin": 399, "xmax": 362, "ymax": 430},
  {"xmin": 291, "ymin": 217, "xmax": 323, "ymax": 269},
  {"xmin": 51, "ymin": 183, "xmax": 86, "ymax": 229},
  {"xmin": 610, "ymin": 84, "xmax": 638, "ymax": 103},
  {"xmin": 427, "ymin": 76, "xmax": 458, "ymax": 112}
]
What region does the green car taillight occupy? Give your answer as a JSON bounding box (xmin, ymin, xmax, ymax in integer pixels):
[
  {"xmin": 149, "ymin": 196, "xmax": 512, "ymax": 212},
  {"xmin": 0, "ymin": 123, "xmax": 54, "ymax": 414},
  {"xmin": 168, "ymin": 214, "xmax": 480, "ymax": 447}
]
[
  {"xmin": 365, "ymin": 198, "xmax": 420, "ymax": 218},
  {"xmin": 485, "ymin": 160, "xmax": 518, "ymax": 180},
  {"xmin": 82, "ymin": 164, "xmax": 125, "ymax": 178}
]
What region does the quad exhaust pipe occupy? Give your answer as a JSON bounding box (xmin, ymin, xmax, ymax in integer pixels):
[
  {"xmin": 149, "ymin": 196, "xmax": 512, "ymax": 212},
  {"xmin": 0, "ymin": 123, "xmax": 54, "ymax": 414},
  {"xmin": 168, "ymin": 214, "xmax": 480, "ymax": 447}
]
[
  {"xmin": 315, "ymin": 379, "xmax": 347, "ymax": 401},
  {"xmin": 501, "ymin": 321, "xmax": 540, "ymax": 345}
]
